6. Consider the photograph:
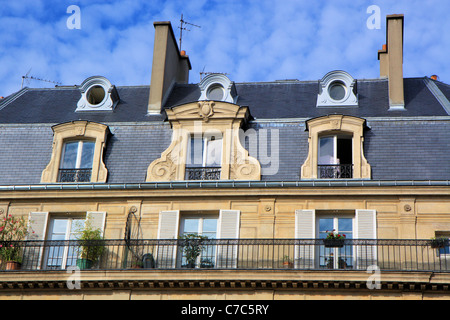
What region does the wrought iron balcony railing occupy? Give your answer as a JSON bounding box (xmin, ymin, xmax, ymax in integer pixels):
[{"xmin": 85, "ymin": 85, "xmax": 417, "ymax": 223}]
[
  {"xmin": 1, "ymin": 239, "xmax": 450, "ymax": 272},
  {"xmin": 318, "ymin": 164, "xmax": 353, "ymax": 179},
  {"xmin": 58, "ymin": 168, "xmax": 92, "ymax": 182},
  {"xmin": 185, "ymin": 167, "xmax": 221, "ymax": 180}
]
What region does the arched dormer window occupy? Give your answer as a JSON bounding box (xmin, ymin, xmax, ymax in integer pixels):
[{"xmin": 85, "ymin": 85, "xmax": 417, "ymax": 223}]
[
  {"xmin": 41, "ymin": 121, "xmax": 110, "ymax": 183},
  {"xmin": 301, "ymin": 115, "xmax": 371, "ymax": 179},
  {"xmin": 316, "ymin": 71, "xmax": 358, "ymax": 107}
]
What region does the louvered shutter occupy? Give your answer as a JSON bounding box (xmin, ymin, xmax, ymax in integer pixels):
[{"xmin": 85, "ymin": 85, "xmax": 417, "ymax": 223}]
[
  {"xmin": 23, "ymin": 212, "xmax": 49, "ymax": 270},
  {"xmin": 216, "ymin": 210, "xmax": 240, "ymax": 268},
  {"xmin": 295, "ymin": 210, "xmax": 315, "ymax": 269},
  {"xmin": 355, "ymin": 209, "xmax": 377, "ymax": 269},
  {"xmin": 156, "ymin": 210, "xmax": 180, "ymax": 268}
]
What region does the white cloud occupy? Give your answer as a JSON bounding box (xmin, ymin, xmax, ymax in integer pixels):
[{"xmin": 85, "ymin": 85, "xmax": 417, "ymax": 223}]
[{"xmin": 0, "ymin": 0, "xmax": 449, "ymax": 98}]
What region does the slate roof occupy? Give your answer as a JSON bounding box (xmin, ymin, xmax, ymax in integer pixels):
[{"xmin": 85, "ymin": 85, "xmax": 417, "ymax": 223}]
[{"xmin": 0, "ymin": 76, "xmax": 449, "ymax": 184}]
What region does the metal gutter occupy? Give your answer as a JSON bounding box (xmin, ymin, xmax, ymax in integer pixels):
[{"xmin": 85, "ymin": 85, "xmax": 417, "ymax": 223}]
[{"xmin": 0, "ymin": 180, "xmax": 448, "ymax": 191}]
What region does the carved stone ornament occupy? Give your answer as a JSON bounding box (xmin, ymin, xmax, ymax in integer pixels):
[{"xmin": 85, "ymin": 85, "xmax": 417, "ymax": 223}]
[{"xmin": 198, "ymin": 101, "xmax": 215, "ymax": 121}]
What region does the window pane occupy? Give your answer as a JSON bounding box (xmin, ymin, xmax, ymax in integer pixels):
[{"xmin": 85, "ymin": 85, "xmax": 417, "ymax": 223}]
[
  {"xmin": 202, "ymin": 218, "xmax": 218, "ymax": 233},
  {"xmin": 205, "ymin": 139, "xmax": 222, "ymax": 167},
  {"xmin": 50, "ymin": 219, "xmax": 68, "ymax": 235},
  {"xmin": 182, "ymin": 218, "xmax": 199, "ymax": 234},
  {"xmin": 61, "ymin": 142, "xmax": 79, "ymax": 168},
  {"xmin": 80, "ymin": 142, "xmax": 95, "ymax": 168},
  {"xmin": 187, "ymin": 137, "xmax": 203, "ymax": 167},
  {"xmin": 319, "ymin": 137, "xmax": 335, "ymax": 165},
  {"xmin": 318, "ymin": 218, "xmax": 333, "ymax": 239}
]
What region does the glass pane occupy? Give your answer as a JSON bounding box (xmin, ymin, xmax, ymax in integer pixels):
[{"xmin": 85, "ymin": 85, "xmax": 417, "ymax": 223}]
[
  {"xmin": 318, "ymin": 218, "xmax": 333, "ymax": 239},
  {"xmin": 319, "ymin": 137, "xmax": 335, "ymax": 165},
  {"xmin": 187, "ymin": 137, "xmax": 203, "ymax": 167},
  {"xmin": 50, "ymin": 219, "xmax": 68, "ymax": 235},
  {"xmin": 80, "ymin": 142, "xmax": 95, "ymax": 168},
  {"xmin": 205, "ymin": 139, "xmax": 222, "ymax": 167},
  {"xmin": 338, "ymin": 218, "xmax": 353, "ymax": 239},
  {"xmin": 182, "ymin": 218, "xmax": 199, "ymax": 235},
  {"xmin": 202, "ymin": 219, "xmax": 217, "ymax": 233},
  {"xmin": 61, "ymin": 142, "xmax": 79, "ymax": 169}
]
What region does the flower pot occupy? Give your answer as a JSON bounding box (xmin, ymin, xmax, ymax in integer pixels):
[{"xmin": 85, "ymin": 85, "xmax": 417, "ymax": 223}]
[
  {"xmin": 76, "ymin": 258, "xmax": 93, "ymax": 270},
  {"xmin": 323, "ymin": 239, "xmax": 345, "ymax": 248},
  {"xmin": 5, "ymin": 261, "xmax": 21, "ymax": 270},
  {"xmin": 283, "ymin": 262, "xmax": 294, "ymax": 268},
  {"xmin": 431, "ymin": 239, "xmax": 448, "ymax": 249}
]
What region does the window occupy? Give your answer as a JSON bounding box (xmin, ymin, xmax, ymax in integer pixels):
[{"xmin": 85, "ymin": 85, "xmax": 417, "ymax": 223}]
[
  {"xmin": 295, "ymin": 209, "xmax": 377, "ymax": 270},
  {"xmin": 185, "ymin": 135, "xmax": 222, "ymax": 180},
  {"xmin": 76, "ymin": 76, "xmax": 119, "ymax": 112},
  {"xmin": 300, "ymin": 115, "xmax": 371, "ymax": 179},
  {"xmin": 178, "ymin": 215, "xmax": 218, "ymax": 268},
  {"xmin": 44, "ymin": 217, "xmax": 85, "ymax": 270},
  {"xmin": 318, "ymin": 134, "xmax": 353, "ymax": 178},
  {"xmin": 198, "ymin": 73, "xmax": 237, "ymax": 103},
  {"xmin": 317, "ymin": 215, "xmax": 354, "ymax": 269},
  {"xmin": 41, "ymin": 121, "xmax": 109, "ymax": 183},
  {"xmin": 59, "ymin": 140, "xmax": 95, "ymax": 182},
  {"xmin": 316, "ymin": 70, "xmax": 358, "ymax": 107}
]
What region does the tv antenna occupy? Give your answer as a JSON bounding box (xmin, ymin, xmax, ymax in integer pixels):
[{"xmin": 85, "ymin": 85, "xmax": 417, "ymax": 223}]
[
  {"xmin": 178, "ymin": 14, "xmax": 201, "ymax": 51},
  {"xmin": 21, "ymin": 69, "xmax": 62, "ymax": 89}
]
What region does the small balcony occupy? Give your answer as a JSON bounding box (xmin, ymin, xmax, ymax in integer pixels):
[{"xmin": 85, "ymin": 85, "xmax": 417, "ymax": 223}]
[
  {"xmin": 185, "ymin": 167, "xmax": 221, "ymax": 180},
  {"xmin": 58, "ymin": 168, "xmax": 92, "ymax": 183},
  {"xmin": 1, "ymin": 239, "xmax": 449, "ymax": 272},
  {"xmin": 318, "ymin": 164, "xmax": 353, "ymax": 179}
]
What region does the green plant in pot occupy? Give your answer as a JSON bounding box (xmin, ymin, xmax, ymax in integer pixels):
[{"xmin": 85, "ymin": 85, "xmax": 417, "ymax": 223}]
[
  {"xmin": 75, "ymin": 219, "xmax": 105, "ymax": 270},
  {"xmin": 430, "ymin": 236, "xmax": 449, "ymax": 249},
  {"xmin": 0, "ymin": 214, "xmax": 29, "ymax": 270},
  {"xmin": 179, "ymin": 233, "xmax": 208, "ymax": 268}
]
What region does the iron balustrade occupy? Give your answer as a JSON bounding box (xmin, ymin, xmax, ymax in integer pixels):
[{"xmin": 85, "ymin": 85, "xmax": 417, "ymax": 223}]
[
  {"xmin": 185, "ymin": 167, "xmax": 221, "ymax": 180},
  {"xmin": 58, "ymin": 168, "xmax": 92, "ymax": 182},
  {"xmin": 1, "ymin": 239, "xmax": 450, "ymax": 272},
  {"xmin": 318, "ymin": 164, "xmax": 353, "ymax": 179}
]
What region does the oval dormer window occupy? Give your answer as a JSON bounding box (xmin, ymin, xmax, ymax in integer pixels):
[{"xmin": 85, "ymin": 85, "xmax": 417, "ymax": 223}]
[
  {"xmin": 328, "ymin": 81, "xmax": 347, "ymax": 101},
  {"xmin": 207, "ymin": 84, "xmax": 224, "ymax": 101},
  {"xmin": 76, "ymin": 76, "xmax": 119, "ymax": 112},
  {"xmin": 87, "ymin": 85, "xmax": 106, "ymax": 105}
]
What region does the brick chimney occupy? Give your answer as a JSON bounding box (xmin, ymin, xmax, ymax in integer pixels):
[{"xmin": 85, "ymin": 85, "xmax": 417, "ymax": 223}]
[
  {"xmin": 378, "ymin": 14, "xmax": 405, "ymax": 111},
  {"xmin": 148, "ymin": 21, "xmax": 191, "ymax": 114}
]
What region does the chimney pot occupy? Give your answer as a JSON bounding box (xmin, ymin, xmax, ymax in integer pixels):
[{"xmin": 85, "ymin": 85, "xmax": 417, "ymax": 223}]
[{"xmin": 431, "ymin": 75, "xmax": 438, "ymax": 81}]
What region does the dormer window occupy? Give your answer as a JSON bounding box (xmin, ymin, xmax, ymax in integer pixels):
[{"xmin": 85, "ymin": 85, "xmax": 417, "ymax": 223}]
[
  {"xmin": 76, "ymin": 76, "xmax": 119, "ymax": 112},
  {"xmin": 198, "ymin": 73, "xmax": 237, "ymax": 103},
  {"xmin": 318, "ymin": 134, "xmax": 353, "ymax": 179},
  {"xmin": 317, "ymin": 71, "xmax": 358, "ymax": 107},
  {"xmin": 301, "ymin": 115, "xmax": 371, "ymax": 180},
  {"xmin": 59, "ymin": 140, "xmax": 95, "ymax": 182}
]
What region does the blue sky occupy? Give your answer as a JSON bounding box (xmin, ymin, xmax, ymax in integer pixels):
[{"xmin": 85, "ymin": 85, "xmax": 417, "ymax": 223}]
[{"xmin": 0, "ymin": 0, "xmax": 449, "ymax": 98}]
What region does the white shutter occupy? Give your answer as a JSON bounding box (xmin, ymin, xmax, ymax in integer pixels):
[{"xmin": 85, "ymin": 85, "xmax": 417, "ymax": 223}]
[
  {"xmin": 294, "ymin": 210, "xmax": 315, "ymax": 269},
  {"xmin": 156, "ymin": 210, "xmax": 180, "ymax": 268},
  {"xmin": 23, "ymin": 212, "xmax": 49, "ymax": 270},
  {"xmin": 86, "ymin": 211, "xmax": 106, "ymax": 236},
  {"xmin": 217, "ymin": 210, "xmax": 240, "ymax": 268},
  {"xmin": 355, "ymin": 209, "xmax": 377, "ymax": 269}
]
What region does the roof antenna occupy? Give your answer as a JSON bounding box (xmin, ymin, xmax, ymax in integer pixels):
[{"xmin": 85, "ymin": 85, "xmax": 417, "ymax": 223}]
[
  {"xmin": 178, "ymin": 13, "xmax": 201, "ymax": 51},
  {"xmin": 21, "ymin": 69, "xmax": 62, "ymax": 89}
]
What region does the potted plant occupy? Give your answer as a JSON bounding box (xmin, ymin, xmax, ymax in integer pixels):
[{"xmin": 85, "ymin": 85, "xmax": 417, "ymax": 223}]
[
  {"xmin": 282, "ymin": 255, "xmax": 294, "ymax": 268},
  {"xmin": 430, "ymin": 237, "xmax": 449, "ymax": 249},
  {"xmin": 179, "ymin": 233, "xmax": 208, "ymax": 268},
  {"xmin": 323, "ymin": 230, "xmax": 346, "ymax": 248},
  {"xmin": 74, "ymin": 219, "xmax": 105, "ymax": 270},
  {"xmin": 0, "ymin": 214, "xmax": 30, "ymax": 270}
]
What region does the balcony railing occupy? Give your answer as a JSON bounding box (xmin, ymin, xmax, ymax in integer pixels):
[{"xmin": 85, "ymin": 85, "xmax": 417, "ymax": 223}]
[
  {"xmin": 185, "ymin": 167, "xmax": 221, "ymax": 180},
  {"xmin": 1, "ymin": 239, "xmax": 450, "ymax": 272},
  {"xmin": 58, "ymin": 168, "xmax": 92, "ymax": 182},
  {"xmin": 318, "ymin": 164, "xmax": 353, "ymax": 179}
]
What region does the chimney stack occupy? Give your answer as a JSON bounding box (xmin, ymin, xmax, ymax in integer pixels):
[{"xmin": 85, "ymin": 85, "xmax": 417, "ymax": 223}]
[
  {"xmin": 148, "ymin": 21, "xmax": 191, "ymax": 114},
  {"xmin": 378, "ymin": 14, "xmax": 405, "ymax": 111}
]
